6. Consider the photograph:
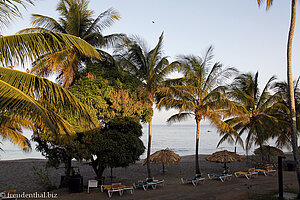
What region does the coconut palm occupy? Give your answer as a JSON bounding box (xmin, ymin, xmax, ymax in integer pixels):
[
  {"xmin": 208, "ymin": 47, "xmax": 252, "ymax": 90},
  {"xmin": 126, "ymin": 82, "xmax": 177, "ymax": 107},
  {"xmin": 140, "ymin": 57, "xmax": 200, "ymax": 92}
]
[
  {"xmin": 257, "ymin": 1, "xmax": 300, "ymax": 196},
  {"xmin": 0, "ymin": 0, "xmax": 99, "ymax": 150},
  {"xmin": 19, "ymin": 0, "xmax": 125, "ymax": 87},
  {"xmin": 218, "ymin": 72, "xmax": 279, "ymax": 153},
  {"xmin": 272, "ymin": 77, "xmax": 300, "ymax": 148},
  {"xmin": 116, "ymin": 33, "xmax": 175, "ymax": 177},
  {"xmin": 156, "ymin": 47, "xmax": 237, "ymax": 174}
]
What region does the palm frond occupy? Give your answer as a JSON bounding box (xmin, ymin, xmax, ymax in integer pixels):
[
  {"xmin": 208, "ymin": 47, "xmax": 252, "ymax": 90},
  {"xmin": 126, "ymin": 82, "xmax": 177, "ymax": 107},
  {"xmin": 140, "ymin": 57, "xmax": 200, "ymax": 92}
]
[
  {"xmin": 17, "ymin": 27, "xmax": 52, "ymax": 33},
  {"xmin": 257, "ymin": 0, "xmax": 273, "ymax": 10},
  {"xmin": 0, "ymin": 113, "xmax": 33, "ymax": 151},
  {"xmin": 83, "ymin": 8, "xmax": 120, "ymax": 36},
  {"xmin": 0, "ymin": 0, "xmax": 35, "ymax": 29},
  {"xmin": 0, "ymin": 32, "xmax": 101, "ymax": 65},
  {"xmin": 30, "ymin": 14, "xmax": 66, "ymax": 33},
  {"xmin": 257, "ymin": 75, "xmax": 276, "ymax": 109},
  {"xmin": 167, "ymin": 113, "xmax": 192, "ymax": 124},
  {"xmin": 0, "ymin": 67, "xmax": 96, "ymax": 128}
]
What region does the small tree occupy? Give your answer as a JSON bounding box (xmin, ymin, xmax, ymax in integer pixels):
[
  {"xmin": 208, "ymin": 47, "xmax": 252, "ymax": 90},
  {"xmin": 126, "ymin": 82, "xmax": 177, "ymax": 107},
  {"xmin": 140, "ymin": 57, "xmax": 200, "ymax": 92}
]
[
  {"xmin": 32, "ymin": 129, "xmax": 87, "ymax": 186},
  {"xmin": 81, "ymin": 118, "xmax": 145, "ymax": 180}
]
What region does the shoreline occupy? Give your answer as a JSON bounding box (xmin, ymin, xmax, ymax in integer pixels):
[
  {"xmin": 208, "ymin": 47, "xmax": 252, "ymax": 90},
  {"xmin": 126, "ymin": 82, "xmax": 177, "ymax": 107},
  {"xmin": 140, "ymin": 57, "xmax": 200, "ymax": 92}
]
[{"xmin": 0, "ymin": 152, "xmax": 295, "ymax": 162}]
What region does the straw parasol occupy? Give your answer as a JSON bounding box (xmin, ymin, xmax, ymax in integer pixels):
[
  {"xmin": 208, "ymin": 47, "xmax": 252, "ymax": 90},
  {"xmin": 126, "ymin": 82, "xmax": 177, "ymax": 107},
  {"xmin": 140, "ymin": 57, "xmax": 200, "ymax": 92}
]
[
  {"xmin": 205, "ymin": 150, "xmax": 243, "ymax": 170},
  {"xmin": 142, "ymin": 148, "xmax": 181, "ymax": 174},
  {"xmin": 254, "ymin": 145, "xmax": 284, "ymax": 155}
]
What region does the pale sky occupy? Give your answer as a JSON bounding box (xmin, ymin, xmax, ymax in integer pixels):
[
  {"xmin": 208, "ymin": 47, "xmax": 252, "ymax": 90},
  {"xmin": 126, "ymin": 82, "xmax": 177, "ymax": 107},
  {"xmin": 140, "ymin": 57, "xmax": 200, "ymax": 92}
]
[{"xmin": 3, "ymin": 0, "xmax": 300, "ymax": 125}]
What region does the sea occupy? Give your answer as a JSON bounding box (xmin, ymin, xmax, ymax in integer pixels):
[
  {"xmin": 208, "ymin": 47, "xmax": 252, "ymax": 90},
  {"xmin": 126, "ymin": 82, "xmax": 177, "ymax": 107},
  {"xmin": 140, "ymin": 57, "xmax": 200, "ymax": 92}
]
[{"xmin": 0, "ymin": 124, "xmax": 292, "ymax": 160}]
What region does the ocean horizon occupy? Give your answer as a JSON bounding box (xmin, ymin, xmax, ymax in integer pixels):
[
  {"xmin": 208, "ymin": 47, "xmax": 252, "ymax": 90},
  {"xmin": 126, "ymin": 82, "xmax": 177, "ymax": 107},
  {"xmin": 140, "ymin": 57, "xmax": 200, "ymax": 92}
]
[{"xmin": 0, "ymin": 124, "xmax": 292, "ymax": 160}]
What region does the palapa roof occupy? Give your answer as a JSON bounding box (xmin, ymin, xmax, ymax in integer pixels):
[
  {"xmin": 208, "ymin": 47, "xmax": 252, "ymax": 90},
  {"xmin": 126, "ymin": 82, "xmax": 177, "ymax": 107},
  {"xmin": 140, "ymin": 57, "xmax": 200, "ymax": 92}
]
[
  {"xmin": 142, "ymin": 148, "xmax": 181, "ymax": 166},
  {"xmin": 205, "ymin": 150, "xmax": 243, "ymax": 163},
  {"xmin": 254, "ymin": 145, "xmax": 284, "ymax": 155}
]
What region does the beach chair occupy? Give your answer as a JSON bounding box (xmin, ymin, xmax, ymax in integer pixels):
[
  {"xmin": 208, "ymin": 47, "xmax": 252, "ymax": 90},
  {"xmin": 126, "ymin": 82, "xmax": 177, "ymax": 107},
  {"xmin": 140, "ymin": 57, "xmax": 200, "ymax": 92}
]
[
  {"xmin": 101, "ymin": 183, "xmax": 123, "ymax": 198},
  {"xmin": 133, "ymin": 177, "xmax": 164, "ymax": 191},
  {"xmin": 87, "ymin": 180, "xmax": 98, "ymax": 193},
  {"xmin": 146, "ymin": 177, "xmax": 165, "ymax": 189},
  {"xmin": 0, "ymin": 190, "xmax": 17, "ymax": 200},
  {"xmin": 120, "ymin": 185, "xmax": 134, "ymax": 195},
  {"xmin": 208, "ymin": 173, "xmax": 232, "ymax": 182},
  {"xmin": 255, "ymin": 165, "xmax": 276, "ymax": 176},
  {"xmin": 133, "ymin": 180, "xmax": 148, "ymax": 191},
  {"xmin": 181, "ymin": 174, "xmax": 205, "ymax": 186},
  {"xmin": 234, "ymin": 168, "xmax": 258, "ymax": 180}
]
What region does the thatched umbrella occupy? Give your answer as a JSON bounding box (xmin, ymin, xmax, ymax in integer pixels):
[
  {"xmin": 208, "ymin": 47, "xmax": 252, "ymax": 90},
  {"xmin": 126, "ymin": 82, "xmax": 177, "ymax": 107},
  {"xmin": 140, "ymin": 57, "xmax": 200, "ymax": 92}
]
[
  {"xmin": 205, "ymin": 150, "xmax": 243, "ymax": 170},
  {"xmin": 254, "ymin": 145, "xmax": 284, "ymax": 155},
  {"xmin": 142, "ymin": 148, "xmax": 181, "ymax": 174}
]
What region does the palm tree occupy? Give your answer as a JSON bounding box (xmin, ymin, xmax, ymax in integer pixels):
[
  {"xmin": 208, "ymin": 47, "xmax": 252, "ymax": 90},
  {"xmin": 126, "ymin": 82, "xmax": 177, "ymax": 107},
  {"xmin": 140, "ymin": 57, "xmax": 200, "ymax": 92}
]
[
  {"xmin": 19, "ymin": 0, "xmax": 125, "ymax": 87},
  {"xmin": 156, "ymin": 47, "xmax": 236, "ymax": 174},
  {"xmin": 257, "ymin": 1, "xmax": 300, "ymax": 196},
  {"xmin": 218, "ymin": 72, "xmax": 279, "ymax": 153},
  {"xmin": 0, "ymin": 0, "xmax": 99, "ymax": 150},
  {"xmin": 116, "ymin": 33, "xmax": 174, "ymax": 177},
  {"xmin": 272, "ymin": 77, "xmax": 300, "ymax": 148}
]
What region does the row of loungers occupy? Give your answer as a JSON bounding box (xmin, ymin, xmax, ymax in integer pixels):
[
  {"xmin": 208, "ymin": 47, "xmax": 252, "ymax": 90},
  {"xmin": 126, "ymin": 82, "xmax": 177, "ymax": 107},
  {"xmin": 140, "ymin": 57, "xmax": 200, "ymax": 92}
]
[
  {"xmin": 181, "ymin": 173, "xmax": 231, "ymax": 186},
  {"xmin": 182, "ymin": 165, "xmax": 277, "ymax": 186},
  {"xmin": 100, "ymin": 183, "xmax": 135, "ymax": 198},
  {"xmin": 95, "ymin": 178, "xmax": 165, "ymax": 198},
  {"xmin": 235, "ymin": 166, "xmax": 276, "ymax": 179},
  {"xmin": 90, "ymin": 166, "xmax": 277, "ymax": 197}
]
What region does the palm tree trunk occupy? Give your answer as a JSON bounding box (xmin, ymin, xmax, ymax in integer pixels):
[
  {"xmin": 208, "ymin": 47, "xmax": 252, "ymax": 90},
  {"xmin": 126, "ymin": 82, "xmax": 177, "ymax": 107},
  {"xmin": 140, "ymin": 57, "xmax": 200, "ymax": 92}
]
[
  {"xmin": 195, "ymin": 119, "xmax": 201, "ymax": 174},
  {"xmin": 146, "ymin": 118, "xmax": 152, "ymax": 178},
  {"xmin": 259, "ymin": 144, "xmax": 264, "ymax": 164},
  {"xmin": 287, "ymin": 0, "xmax": 300, "ymax": 197}
]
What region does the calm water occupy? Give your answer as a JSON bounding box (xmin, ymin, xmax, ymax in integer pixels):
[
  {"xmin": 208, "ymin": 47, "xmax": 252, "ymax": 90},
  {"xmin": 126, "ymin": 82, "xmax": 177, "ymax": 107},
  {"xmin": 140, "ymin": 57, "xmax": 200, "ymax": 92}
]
[
  {"xmin": 0, "ymin": 124, "xmax": 291, "ymax": 160},
  {"xmin": 141, "ymin": 124, "xmax": 267, "ymax": 158}
]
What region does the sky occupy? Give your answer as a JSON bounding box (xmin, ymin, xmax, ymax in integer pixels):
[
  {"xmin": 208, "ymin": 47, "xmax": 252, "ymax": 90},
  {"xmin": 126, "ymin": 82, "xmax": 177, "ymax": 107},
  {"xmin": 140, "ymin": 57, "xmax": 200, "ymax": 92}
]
[{"xmin": 3, "ymin": 0, "xmax": 300, "ymax": 125}]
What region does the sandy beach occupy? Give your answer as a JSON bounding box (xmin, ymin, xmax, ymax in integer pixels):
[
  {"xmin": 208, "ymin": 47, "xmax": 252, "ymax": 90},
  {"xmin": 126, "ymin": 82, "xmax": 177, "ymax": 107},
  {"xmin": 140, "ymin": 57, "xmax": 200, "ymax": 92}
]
[{"xmin": 0, "ymin": 154, "xmax": 298, "ymax": 200}]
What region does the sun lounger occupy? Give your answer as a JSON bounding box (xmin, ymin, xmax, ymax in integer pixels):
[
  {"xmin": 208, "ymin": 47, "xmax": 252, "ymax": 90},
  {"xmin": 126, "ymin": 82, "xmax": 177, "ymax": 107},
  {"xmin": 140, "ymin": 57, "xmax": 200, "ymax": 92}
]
[
  {"xmin": 133, "ymin": 180, "xmax": 148, "ymax": 191},
  {"xmin": 121, "ymin": 186, "xmax": 134, "ymax": 195},
  {"xmin": 133, "ymin": 177, "xmax": 165, "ymax": 191},
  {"xmin": 208, "ymin": 173, "xmax": 232, "ymax": 182},
  {"xmin": 101, "ymin": 183, "xmax": 124, "ymax": 198},
  {"xmin": 255, "ymin": 165, "xmax": 276, "ymax": 176},
  {"xmin": 146, "ymin": 177, "xmax": 165, "ymax": 188},
  {"xmin": 181, "ymin": 174, "xmax": 205, "ymax": 186},
  {"xmin": 234, "ymin": 168, "xmax": 258, "ymax": 180}
]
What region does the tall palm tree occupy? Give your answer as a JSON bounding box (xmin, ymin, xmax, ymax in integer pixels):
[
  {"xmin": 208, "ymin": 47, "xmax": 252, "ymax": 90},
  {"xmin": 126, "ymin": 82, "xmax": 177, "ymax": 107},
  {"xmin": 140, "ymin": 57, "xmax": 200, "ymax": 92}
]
[
  {"xmin": 156, "ymin": 47, "xmax": 236, "ymax": 174},
  {"xmin": 218, "ymin": 72, "xmax": 279, "ymax": 153},
  {"xmin": 257, "ymin": 1, "xmax": 300, "ymax": 196},
  {"xmin": 19, "ymin": 0, "xmax": 125, "ymax": 87},
  {"xmin": 0, "ymin": 0, "xmax": 99, "ymax": 150},
  {"xmin": 116, "ymin": 33, "xmax": 174, "ymax": 177}
]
